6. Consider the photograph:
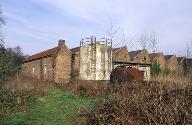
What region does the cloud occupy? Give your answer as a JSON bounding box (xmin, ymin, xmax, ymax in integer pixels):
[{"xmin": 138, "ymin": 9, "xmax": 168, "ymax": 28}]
[{"xmin": 2, "ymin": 0, "xmax": 192, "ymax": 56}]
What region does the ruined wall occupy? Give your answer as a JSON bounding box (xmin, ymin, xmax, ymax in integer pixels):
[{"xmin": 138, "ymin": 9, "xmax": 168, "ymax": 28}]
[
  {"xmin": 54, "ymin": 47, "xmax": 71, "ymax": 83},
  {"xmin": 72, "ymin": 53, "xmax": 80, "ymax": 71},
  {"xmin": 79, "ymin": 43, "xmax": 112, "ymax": 80},
  {"xmin": 113, "ymin": 48, "xmax": 130, "ymax": 62}
]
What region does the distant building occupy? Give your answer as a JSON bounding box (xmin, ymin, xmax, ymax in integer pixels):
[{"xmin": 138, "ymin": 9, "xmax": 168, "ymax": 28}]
[
  {"xmin": 165, "ymin": 55, "xmax": 178, "ymax": 73},
  {"xmin": 22, "ymin": 37, "xmax": 152, "ymax": 83},
  {"xmin": 22, "ymin": 40, "xmax": 71, "ymax": 83},
  {"xmin": 177, "ymin": 57, "xmax": 186, "ymax": 75},
  {"xmin": 149, "ymin": 52, "xmax": 166, "ymax": 71},
  {"xmin": 112, "ymin": 46, "xmax": 130, "ymax": 62},
  {"xmin": 129, "ymin": 49, "xmax": 151, "ymax": 64},
  {"xmin": 113, "ymin": 49, "xmax": 151, "ymax": 81}
]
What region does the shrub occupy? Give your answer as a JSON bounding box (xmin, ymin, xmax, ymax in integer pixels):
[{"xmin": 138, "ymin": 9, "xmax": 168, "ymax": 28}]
[{"xmin": 86, "ymin": 81, "xmax": 192, "ymax": 125}]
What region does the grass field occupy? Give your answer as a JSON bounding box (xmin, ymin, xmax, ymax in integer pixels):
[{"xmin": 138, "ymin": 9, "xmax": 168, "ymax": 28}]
[{"xmin": 1, "ymin": 87, "xmax": 99, "ymax": 125}]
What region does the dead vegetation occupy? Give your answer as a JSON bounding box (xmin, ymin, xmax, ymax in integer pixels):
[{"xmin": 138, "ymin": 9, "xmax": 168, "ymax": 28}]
[
  {"xmin": 55, "ymin": 80, "xmax": 113, "ymax": 97},
  {"xmin": 85, "ymin": 81, "xmax": 192, "ymax": 125},
  {"xmin": 53, "ymin": 78, "xmax": 192, "ymax": 125},
  {"xmin": 0, "ymin": 76, "xmax": 52, "ymax": 120}
]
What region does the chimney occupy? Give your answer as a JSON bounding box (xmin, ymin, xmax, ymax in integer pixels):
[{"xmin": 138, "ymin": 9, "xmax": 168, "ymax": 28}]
[{"xmin": 58, "ymin": 39, "xmax": 65, "ymax": 46}]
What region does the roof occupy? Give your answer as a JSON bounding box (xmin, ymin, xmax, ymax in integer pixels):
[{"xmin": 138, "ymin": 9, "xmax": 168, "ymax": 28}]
[
  {"xmin": 149, "ymin": 53, "xmax": 161, "ymax": 60},
  {"xmin": 70, "ymin": 47, "xmax": 80, "ymax": 54},
  {"xmin": 24, "ymin": 47, "xmax": 59, "ymax": 63},
  {"xmin": 112, "ymin": 46, "xmax": 127, "ymax": 52},
  {"xmin": 129, "ymin": 50, "xmax": 144, "ymax": 59},
  {"xmin": 164, "ymin": 55, "xmax": 174, "ymax": 62}
]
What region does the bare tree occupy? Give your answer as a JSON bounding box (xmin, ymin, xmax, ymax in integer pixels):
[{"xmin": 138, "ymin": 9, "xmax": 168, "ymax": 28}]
[
  {"xmin": 186, "ymin": 41, "xmax": 192, "ymax": 58},
  {"xmin": 137, "ymin": 33, "xmax": 149, "ymax": 50},
  {"xmin": 0, "ymin": 6, "xmax": 5, "ymax": 41},
  {"xmin": 149, "ymin": 31, "xmax": 158, "ymax": 52}
]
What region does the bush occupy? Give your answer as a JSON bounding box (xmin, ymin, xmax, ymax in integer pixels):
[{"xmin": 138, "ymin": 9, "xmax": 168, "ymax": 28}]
[
  {"xmin": 55, "ymin": 80, "xmax": 113, "ymax": 97},
  {"xmin": 86, "ymin": 81, "xmax": 192, "ymax": 125}
]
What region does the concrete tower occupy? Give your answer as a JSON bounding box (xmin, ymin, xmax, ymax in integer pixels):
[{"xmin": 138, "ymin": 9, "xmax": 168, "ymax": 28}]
[{"xmin": 79, "ymin": 36, "xmax": 112, "ymax": 80}]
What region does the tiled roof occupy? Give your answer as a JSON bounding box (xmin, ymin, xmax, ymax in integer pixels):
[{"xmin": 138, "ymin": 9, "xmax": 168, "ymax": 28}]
[
  {"xmin": 149, "ymin": 53, "xmax": 161, "ymax": 60},
  {"xmin": 24, "ymin": 47, "xmax": 59, "ymax": 63},
  {"xmin": 70, "ymin": 47, "xmax": 80, "ymax": 54},
  {"xmin": 129, "ymin": 50, "xmax": 144, "ymax": 59}
]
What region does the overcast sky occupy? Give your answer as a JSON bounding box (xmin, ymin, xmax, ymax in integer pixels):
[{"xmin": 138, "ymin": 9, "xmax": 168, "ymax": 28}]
[{"xmin": 1, "ymin": 0, "xmax": 192, "ymax": 56}]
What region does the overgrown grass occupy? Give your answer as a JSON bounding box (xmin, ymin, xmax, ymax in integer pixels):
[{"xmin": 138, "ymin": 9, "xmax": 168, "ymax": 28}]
[{"xmin": 1, "ymin": 87, "xmax": 99, "ymax": 125}]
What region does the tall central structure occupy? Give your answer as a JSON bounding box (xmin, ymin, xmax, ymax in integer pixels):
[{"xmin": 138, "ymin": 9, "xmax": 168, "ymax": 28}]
[{"xmin": 79, "ymin": 36, "xmax": 112, "ymax": 80}]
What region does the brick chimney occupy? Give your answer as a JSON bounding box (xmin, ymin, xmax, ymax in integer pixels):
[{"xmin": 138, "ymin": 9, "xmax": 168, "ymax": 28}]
[{"xmin": 58, "ymin": 39, "xmax": 65, "ymax": 46}]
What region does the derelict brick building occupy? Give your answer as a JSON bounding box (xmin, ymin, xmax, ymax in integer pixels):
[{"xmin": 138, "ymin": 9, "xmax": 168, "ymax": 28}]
[
  {"xmin": 22, "ymin": 37, "xmax": 152, "ymax": 83},
  {"xmin": 22, "ymin": 40, "xmax": 71, "ymax": 83}
]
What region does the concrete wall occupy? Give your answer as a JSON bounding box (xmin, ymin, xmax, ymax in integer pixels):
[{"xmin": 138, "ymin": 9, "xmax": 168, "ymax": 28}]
[{"xmin": 80, "ymin": 43, "xmax": 112, "ymax": 80}]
